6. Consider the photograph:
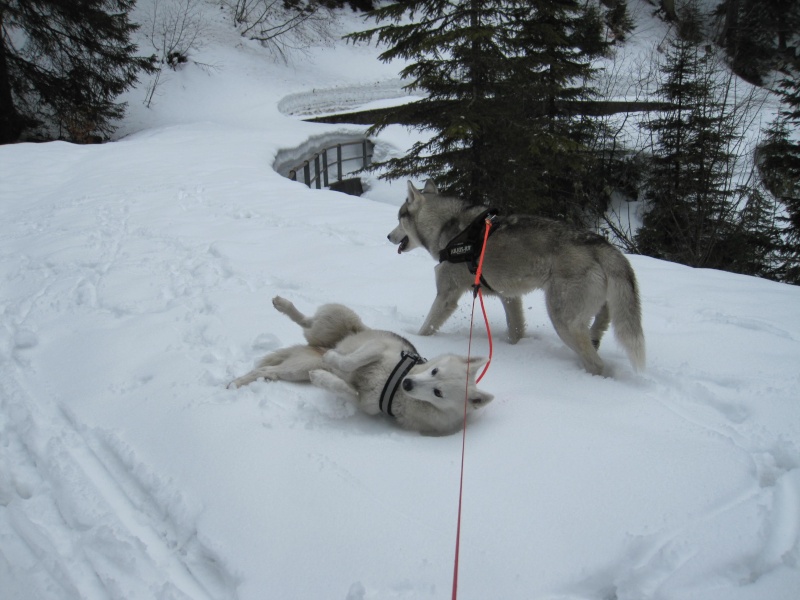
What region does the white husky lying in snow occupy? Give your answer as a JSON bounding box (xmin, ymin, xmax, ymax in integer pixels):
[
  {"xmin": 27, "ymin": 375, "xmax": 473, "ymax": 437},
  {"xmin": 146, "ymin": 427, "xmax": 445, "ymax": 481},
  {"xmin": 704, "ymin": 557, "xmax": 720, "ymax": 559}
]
[{"xmin": 230, "ymin": 297, "xmax": 493, "ymax": 435}]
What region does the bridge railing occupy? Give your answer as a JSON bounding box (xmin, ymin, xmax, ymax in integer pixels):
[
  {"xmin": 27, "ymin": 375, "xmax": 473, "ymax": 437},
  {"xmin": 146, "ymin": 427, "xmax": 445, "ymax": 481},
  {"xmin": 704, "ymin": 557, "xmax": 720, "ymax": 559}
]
[{"xmin": 288, "ymin": 139, "xmax": 374, "ymax": 189}]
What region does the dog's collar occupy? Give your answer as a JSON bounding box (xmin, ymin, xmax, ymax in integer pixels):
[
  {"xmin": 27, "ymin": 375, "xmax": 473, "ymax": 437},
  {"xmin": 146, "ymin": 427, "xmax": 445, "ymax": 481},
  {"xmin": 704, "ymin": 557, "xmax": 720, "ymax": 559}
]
[
  {"xmin": 379, "ymin": 350, "xmax": 426, "ymax": 417},
  {"xmin": 438, "ymin": 208, "xmax": 499, "ymax": 267}
]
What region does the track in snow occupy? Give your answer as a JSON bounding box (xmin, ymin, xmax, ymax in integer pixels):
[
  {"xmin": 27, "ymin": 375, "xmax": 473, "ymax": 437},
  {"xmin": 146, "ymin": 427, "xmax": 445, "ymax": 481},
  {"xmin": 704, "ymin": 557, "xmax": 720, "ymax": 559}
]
[{"xmin": 0, "ymin": 183, "xmax": 241, "ymax": 600}]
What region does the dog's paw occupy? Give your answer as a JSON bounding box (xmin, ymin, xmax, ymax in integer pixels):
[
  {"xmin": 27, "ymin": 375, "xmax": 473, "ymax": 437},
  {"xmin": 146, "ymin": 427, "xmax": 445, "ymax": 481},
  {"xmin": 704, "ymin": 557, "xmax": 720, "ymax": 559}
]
[
  {"xmin": 228, "ymin": 372, "xmax": 276, "ymax": 388},
  {"xmin": 272, "ymin": 296, "xmax": 291, "ymax": 312},
  {"xmin": 309, "ymin": 369, "xmax": 334, "ymax": 388},
  {"xmin": 321, "ymin": 349, "xmax": 338, "ymax": 365}
]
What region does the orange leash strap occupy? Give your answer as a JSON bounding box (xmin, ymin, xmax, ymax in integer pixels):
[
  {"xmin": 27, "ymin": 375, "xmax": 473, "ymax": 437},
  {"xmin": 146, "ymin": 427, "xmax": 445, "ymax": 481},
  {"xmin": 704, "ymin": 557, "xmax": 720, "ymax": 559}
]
[
  {"xmin": 475, "ymin": 289, "xmax": 492, "ymax": 384},
  {"xmin": 472, "ymin": 217, "xmax": 493, "ymax": 382},
  {"xmin": 452, "ymin": 216, "xmax": 494, "ymax": 600}
]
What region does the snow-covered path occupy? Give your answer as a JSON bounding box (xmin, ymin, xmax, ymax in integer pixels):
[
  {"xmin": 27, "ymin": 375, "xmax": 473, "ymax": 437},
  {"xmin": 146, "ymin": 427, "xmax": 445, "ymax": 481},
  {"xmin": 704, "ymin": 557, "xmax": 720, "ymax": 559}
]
[
  {"xmin": 1, "ymin": 366, "xmax": 238, "ymax": 599},
  {"xmin": 0, "ymin": 132, "xmax": 252, "ymax": 599}
]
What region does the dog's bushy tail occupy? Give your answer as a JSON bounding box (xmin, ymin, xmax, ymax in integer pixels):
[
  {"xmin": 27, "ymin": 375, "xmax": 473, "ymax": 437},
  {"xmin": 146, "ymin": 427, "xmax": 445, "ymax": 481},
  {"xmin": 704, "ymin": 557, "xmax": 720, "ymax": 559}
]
[{"xmin": 606, "ymin": 255, "xmax": 646, "ymax": 371}]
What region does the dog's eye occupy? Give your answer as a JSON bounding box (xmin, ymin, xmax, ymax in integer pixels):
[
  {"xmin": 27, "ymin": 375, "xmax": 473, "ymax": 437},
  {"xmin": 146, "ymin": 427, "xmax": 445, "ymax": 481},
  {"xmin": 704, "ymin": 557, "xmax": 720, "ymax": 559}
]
[
  {"xmin": 431, "ymin": 368, "xmax": 438, "ymax": 376},
  {"xmin": 434, "ymin": 388, "xmax": 443, "ymax": 398}
]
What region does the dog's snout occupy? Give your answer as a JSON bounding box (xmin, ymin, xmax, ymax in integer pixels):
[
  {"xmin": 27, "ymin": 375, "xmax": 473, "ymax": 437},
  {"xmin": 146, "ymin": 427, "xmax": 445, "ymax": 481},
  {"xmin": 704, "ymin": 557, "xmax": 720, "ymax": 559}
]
[{"xmin": 402, "ymin": 378, "xmax": 413, "ymax": 391}]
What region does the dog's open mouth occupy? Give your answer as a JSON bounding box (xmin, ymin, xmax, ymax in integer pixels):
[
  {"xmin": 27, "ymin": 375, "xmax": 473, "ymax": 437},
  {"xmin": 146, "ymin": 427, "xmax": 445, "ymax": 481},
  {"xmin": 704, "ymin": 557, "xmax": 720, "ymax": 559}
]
[{"xmin": 397, "ymin": 236, "xmax": 409, "ymax": 254}]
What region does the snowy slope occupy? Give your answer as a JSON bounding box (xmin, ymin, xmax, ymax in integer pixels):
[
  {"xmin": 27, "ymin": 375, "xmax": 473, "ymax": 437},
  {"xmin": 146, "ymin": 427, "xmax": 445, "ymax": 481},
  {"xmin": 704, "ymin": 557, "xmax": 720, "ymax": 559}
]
[{"xmin": 2, "ymin": 3, "xmax": 800, "ymax": 600}]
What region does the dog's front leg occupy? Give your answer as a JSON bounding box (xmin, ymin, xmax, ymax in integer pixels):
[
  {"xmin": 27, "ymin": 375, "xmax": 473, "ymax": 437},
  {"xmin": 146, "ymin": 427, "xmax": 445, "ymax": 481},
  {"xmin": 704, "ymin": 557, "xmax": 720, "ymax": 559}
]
[
  {"xmin": 500, "ymin": 296, "xmax": 526, "ymax": 344},
  {"xmin": 309, "ymin": 369, "xmax": 359, "ymax": 402},
  {"xmin": 419, "ymin": 264, "xmax": 465, "ymax": 336},
  {"xmin": 322, "ymin": 341, "xmax": 383, "ymax": 373}
]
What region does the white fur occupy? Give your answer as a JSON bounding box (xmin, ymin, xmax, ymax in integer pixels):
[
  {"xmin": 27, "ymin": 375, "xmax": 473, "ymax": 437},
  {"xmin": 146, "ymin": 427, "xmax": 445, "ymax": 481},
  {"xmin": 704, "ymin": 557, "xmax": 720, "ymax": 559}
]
[{"xmin": 230, "ymin": 297, "xmax": 493, "ymax": 435}]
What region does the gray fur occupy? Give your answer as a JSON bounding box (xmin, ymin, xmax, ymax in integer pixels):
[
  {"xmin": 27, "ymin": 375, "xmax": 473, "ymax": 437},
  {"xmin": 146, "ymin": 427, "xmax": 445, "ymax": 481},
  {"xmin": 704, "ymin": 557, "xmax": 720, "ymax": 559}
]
[{"xmin": 387, "ymin": 181, "xmax": 645, "ymax": 375}]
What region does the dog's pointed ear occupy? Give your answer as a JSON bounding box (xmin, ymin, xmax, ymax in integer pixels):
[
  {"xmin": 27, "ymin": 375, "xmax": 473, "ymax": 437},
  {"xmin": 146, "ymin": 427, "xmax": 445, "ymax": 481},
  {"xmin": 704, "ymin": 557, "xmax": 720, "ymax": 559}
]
[
  {"xmin": 466, "ymin": 356, "xmax": 488, "ymax": 378},
  {"xmin": 469, "ymin": 390, "xmax": 494, "ymax": 407},
  {"xmin": 423, "ymin": 180, "xmax": 439, "ymax": 195},
  {"xmin": 407, "ymin": 180, "xmax": 426, "ymax": 203}
]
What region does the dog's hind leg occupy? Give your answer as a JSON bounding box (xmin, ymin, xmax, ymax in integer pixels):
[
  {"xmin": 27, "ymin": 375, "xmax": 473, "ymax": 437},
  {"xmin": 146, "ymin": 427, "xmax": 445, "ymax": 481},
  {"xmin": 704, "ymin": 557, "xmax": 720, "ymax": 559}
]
[
  {"xmin": 500, "ymin": 296, "xmax": 526, "ymax": 344},
  {"xmin": 550, "ymin": 319, "xmax": 604, "ymax": 376},
  {"xmin": 273, "ymin": 296, "xmax": 314, "ymax": 327},
  {"xmin": 590, "ymin": 303, "xmax": 611, "ymax": 349},
  {"xmin": 545, "ymin": 285, "xmax": 605, "ymax": 375},
  {"xmin": 229, "ymin": 346, "xmax": 324, "ymax": 388},
  {"xmin": 230, "ymin": 347, "xmax": 293, "ymax": 388},
  {"xmin": 273, "ymin": 296, "xmax": 367, "ymax": 348}
]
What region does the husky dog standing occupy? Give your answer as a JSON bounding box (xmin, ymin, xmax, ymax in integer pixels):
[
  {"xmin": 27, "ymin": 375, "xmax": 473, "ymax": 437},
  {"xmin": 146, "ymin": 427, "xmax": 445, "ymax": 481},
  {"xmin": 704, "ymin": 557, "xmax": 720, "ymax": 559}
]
[
  {"xmin": 230, "ymin": 297, "xmax": 493, "ymax": 435},
  {"xmin": 388, "ymin": 181, "xmax": 645, "ymax": 376}
]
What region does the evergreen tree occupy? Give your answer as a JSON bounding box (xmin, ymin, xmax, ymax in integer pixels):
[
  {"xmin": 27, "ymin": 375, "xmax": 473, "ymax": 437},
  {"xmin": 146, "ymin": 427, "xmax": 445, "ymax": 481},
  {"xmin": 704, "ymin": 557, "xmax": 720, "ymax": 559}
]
[
  {"xmin": 601, "ymin": 0, "xmax": 634, "ymax": 42},
  {"xmin": 504, "ymin": 1, "xmax": 608, "ymax": 220},
  {"xmin": 760, "ymin": 73, "xmax": 800, "ymax": 283},
  {"xmin": 0, "ymin": 0, "xmax": 155, "ymax": 143},
  {"xmin": 348, "ymin": 0, "xmax": 608, "ymax": 222},
  {"xmin": 636, "ymin": 4, "xmax": 767, "ymax": 272},
  {"xmin": 715, "ymin": 0, "xmax": 800, "ymax": 85},
  {"xmin": 718, "ymin": 183, "xmax": 783, "ymax": 279}
]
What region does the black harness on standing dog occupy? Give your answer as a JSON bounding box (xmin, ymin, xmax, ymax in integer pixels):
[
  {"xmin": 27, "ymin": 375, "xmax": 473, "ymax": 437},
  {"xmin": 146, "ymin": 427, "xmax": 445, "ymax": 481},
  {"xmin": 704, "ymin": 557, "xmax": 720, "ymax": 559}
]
[
  {"xmin": 438, "ymin": 208, "xmax": 500, "ymax": 292},
  {"xmin": 379, "ymin": 350, "xmax": 426, "ymax": 417}
]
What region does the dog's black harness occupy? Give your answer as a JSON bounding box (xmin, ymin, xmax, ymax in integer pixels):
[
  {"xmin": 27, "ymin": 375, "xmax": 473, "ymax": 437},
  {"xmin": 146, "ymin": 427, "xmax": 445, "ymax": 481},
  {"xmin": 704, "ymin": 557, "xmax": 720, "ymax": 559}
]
[
  {"xmin": 439, "ymin": 209, "xmax": 499, "ymax": 291},
  {"xmin": 379, "ymin": 350, "xmax": 426, "ymax": 417}
]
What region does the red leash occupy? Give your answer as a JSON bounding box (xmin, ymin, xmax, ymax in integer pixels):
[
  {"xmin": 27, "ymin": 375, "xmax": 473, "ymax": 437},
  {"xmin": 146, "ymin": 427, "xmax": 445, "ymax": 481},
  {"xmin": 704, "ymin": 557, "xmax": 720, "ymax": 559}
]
[
  {"xmin": 472, "ymin": 215, "xmax": 494, "ymax": 382},
  {"xmin": 474, "ymin": 292, "xmax": 493, "ymax": 384},
  {"xmin": 452, "ymin": 216, "xmax": 494, "ymax": 599}
]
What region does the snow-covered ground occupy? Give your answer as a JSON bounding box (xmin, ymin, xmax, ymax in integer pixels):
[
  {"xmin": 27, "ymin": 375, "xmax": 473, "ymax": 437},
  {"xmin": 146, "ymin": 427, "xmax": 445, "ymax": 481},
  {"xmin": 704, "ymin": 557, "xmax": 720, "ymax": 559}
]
[{"xmin": 2, "ymin": 3, "xmax": 799, "ymax": 599}]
